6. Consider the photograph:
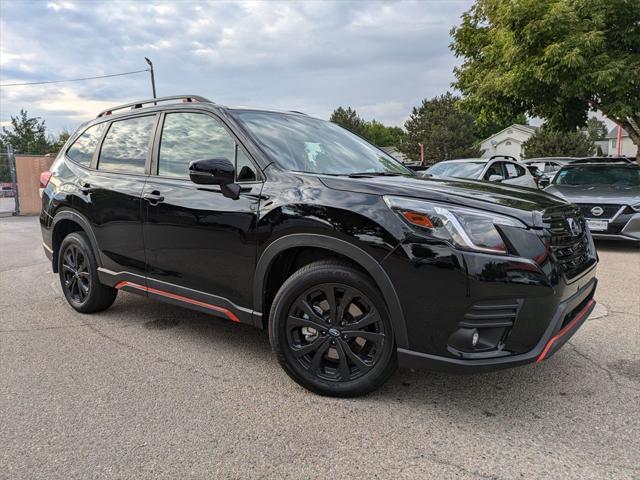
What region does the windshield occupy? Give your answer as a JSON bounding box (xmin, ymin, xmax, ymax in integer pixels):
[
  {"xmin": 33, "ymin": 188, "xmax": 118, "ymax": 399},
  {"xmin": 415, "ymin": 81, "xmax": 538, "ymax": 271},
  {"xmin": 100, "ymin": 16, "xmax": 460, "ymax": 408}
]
[
  {"xmin": 553, "ymin": 166, "xmax": 640, "ymax": 186},
  {"xmin": 426, "ymin": 161, "xmax": 485, "ymax": 179},
  {"xmin": 232, "ymin": 111, "xmax": 412, "ymax": 176}
]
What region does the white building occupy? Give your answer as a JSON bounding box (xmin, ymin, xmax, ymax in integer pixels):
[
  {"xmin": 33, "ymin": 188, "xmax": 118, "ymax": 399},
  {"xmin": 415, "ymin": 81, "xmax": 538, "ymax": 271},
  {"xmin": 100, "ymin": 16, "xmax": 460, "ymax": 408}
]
[
  {"xmin": 606, "ymin": 126, "xmax": 638, "ymax": 157},
  {"xmin": 480, "ymin": 124, "xmax": 537, "ymax": 160}
]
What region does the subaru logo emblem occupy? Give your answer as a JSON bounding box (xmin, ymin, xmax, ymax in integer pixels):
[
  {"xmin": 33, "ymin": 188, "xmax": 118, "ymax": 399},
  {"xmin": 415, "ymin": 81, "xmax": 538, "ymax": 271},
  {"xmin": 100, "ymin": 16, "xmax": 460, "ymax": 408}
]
[
  {"xmin": 566, "ymin": 218, "xmax": 582, "ymax": 236},
  {"xmin": 590, "ymin": 206, "xmax": 604, "ymax": 217}
]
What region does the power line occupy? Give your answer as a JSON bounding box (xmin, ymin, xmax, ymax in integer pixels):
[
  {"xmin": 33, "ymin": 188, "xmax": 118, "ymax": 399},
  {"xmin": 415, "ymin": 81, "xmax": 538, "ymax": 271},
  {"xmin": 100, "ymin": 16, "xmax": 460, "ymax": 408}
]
[{"xmin": 0, "ymin": 69, "xmax": 150, "ymax": 87}]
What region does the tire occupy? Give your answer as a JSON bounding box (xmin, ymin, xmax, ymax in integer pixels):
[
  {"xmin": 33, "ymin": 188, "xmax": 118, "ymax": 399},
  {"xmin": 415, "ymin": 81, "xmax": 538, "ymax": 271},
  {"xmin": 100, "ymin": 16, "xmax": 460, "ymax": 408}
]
[
  {"xmin": 58, "ymin": 231, "xmax": 117, "ymax": 313},
  {"xmin": 269, "ymin": 260, "xmax": 397, "ymax": 397}
]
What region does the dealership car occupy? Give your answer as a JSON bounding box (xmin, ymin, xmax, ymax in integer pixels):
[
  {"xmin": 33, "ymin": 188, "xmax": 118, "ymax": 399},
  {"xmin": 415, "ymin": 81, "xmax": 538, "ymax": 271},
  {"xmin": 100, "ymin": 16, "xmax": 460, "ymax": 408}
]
[
  {"xmin": 40, "ymin": 95, "xmax": 598, "ymax": 397},
  {"xmin": 425, "ymin": 156, "xmax": 538, "ymax": 189},
  {"xmin": 544, "ymin": 162, "xmax": 640, "ymax": 242},
  {"xmin": 523, "ymin": 157, "xmax": 634, "ymax": 187}
]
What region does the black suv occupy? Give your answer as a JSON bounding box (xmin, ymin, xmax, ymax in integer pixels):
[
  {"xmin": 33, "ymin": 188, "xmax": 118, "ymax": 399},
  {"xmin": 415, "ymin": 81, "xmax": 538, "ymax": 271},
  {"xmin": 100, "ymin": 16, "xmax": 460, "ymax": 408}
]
[{"xmin": 40, "ymin": 95, "xmax": 598, "ymax": 397}]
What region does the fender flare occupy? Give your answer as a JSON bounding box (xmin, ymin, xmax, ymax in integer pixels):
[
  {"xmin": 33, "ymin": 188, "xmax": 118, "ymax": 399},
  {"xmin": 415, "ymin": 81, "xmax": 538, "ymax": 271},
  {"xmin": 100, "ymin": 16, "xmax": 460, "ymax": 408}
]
[
  {"xmin": 51, "ymin": 209, "xmax": 103, "ymax": 270},
  {"xmin": 253, "ymin": 233, "xmax": 408, "ymax": 348}
]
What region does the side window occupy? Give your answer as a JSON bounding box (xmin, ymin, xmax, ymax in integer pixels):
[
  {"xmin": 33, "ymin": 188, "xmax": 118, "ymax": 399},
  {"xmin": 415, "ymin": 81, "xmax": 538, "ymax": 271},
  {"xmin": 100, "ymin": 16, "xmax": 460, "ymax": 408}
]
[
  {"xmin": 505, "ymin": 163, "xmax": 525, "ymax": 178},
  {"xmin": 98, "ymin": 116, "xmax": 155, "ymax": 174},
  {"xmin": 236, "ymin": 146, "xmax": 258, "ymax": 182},
  {"xmin": 66, "ymin": 123, "xmax": 106, "ymax": 167},
  {"xmin": 546, "ymin": 162, "xmax": 561, "ymax": 173},
  {"xmin": 159, "ymin": 113, "xmax": 235, "ymax": 178},
  {"xmin": 484, "ymin": 162, "xmax": 504, "ymax": 180}
]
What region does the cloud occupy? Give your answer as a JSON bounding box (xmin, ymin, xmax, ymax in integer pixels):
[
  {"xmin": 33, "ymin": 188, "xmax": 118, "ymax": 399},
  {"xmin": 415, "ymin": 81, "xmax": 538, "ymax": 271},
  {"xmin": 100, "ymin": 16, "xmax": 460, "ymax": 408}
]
[{"xmin": 0, "ymin": 0, "xmax": 474, "ymax": 135}]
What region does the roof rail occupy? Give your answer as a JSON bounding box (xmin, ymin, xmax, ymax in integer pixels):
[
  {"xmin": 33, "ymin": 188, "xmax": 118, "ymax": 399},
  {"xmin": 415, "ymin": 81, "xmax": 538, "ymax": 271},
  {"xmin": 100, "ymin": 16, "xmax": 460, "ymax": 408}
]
[
  {"xmin": 97, "ymin": 95, "xmax": 213, "ymax": 118},
  {"xmin": 288, "ymin": 110, "xmax": 308, "ymax": 115},
  {"xmin": 489, "ymin": 154, "xmax": 518, "ymax": 162}
]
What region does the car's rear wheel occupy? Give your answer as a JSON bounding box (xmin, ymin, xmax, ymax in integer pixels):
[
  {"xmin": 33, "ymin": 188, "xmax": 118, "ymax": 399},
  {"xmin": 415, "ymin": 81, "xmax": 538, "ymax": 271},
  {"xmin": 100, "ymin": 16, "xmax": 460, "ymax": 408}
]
[
  {"xmin": 269, "ymin": 261, "xmax": 397, "ymax": 397},
  {"xmin": 58, "ymin": 231, "xmax": 117, "ymax": 313}
]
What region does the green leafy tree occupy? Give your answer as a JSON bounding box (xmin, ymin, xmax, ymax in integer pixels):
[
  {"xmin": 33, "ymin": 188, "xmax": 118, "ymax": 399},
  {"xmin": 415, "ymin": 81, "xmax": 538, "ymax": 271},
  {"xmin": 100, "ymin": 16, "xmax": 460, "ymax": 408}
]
[
  {"xmin": 399, "ymin": 93, "xmax": 480, "ymax": 163},
  {"xmin": 584, "ymin": 117, "xmax": 608, "ymax": 141},
  {"xmin": 0, "ymin": 109, "xmax": 50, "ymax": 155},
  {"xmin": 522, "ymin": 127, "xmax": 595, "ymax": 158},
  {"xmin": 48, "ymin": 129, "xmax": 71, "ymax": 154},
  {"xmin": 451, "ymin": 0, "xmax": 640, "ymax": 163},
  {"xmin": 329, "ymin": 107, "xmax": 369, "ymax": 138},
  {"xmin": 365, "ymin": 120, "xmax": 406, "ymax": 147}
]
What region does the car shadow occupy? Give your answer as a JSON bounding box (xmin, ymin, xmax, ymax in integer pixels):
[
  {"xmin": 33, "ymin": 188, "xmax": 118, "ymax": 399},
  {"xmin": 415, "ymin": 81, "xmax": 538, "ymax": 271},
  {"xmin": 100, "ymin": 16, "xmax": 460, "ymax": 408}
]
[{"xmin": 98, "ymin": 291, "xmax": 623, "ymax": 421}]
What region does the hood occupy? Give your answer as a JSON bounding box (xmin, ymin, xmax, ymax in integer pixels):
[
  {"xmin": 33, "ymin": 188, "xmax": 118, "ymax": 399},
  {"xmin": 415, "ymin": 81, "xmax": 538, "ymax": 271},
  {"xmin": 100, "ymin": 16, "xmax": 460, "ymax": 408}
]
[
  {"xmin": 319, "ymin": 175, "xmax": 568, "ymax": 227},
  {"xmin": 544, "ymin": 184, "xmax": 640, "ymax": 205}
]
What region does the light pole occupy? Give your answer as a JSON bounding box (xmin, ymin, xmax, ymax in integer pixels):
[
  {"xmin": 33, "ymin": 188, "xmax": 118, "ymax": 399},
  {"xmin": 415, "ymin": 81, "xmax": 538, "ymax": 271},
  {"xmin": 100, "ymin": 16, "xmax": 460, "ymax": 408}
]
[{"xmin": 144, "ymin": 57, "xmax": 157, "ymax": 100}]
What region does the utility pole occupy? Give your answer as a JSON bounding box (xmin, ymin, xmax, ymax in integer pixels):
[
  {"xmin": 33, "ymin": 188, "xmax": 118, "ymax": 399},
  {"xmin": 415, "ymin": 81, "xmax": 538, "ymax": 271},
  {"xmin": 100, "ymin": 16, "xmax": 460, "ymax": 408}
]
[{"xmin": 144, "ymin": 57, "xmax": 157, "ymax": 101}]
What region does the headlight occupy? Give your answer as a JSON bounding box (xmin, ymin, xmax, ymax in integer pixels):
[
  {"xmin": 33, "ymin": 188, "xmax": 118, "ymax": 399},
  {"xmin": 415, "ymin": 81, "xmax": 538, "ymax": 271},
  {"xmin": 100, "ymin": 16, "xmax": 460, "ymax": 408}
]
[{"xmin": 384, "ymin": 196, "xmax": 526, "ymax": 254}]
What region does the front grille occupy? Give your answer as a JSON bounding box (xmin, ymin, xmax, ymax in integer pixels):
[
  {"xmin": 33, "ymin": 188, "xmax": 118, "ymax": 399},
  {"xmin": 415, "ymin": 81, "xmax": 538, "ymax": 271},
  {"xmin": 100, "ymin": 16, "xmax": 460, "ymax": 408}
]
[
  {"xmin": 543, "ymin": 206, "xmax": 595, "ymax": 280},
  {"xmin": 577, "ymin": 203, "xmax": 623, "ymax": 219}
]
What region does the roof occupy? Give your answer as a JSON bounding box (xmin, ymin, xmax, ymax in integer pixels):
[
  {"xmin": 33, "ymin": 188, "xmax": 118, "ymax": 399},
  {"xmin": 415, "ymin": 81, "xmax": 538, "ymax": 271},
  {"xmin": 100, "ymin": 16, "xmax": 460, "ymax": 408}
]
[
  {"xmin": 607, "ymin": 125, "xmax": 630, "ymax": 139},
  {"xmin": 434, "ymin": 158, "xmax": 488, "ymax": 164},
  {"xmin": 481, "ymin": 124, "xmax": 538, "ymax": 144}
]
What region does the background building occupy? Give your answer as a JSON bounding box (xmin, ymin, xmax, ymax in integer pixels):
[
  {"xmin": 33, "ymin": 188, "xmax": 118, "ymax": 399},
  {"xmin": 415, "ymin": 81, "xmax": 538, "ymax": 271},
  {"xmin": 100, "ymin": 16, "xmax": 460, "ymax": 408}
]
[{"xmin": 479, "ymin": 124, "xmax": 537, "ymax": 160}]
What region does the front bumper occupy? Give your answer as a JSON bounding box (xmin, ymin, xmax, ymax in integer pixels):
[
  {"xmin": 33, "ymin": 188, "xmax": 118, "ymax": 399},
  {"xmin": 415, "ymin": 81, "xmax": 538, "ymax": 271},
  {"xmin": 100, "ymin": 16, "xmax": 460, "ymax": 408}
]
[
  {"xmin": 397, "ymin": 276, "xmax": 597, "ymax": 373},
  {"xmin": 587, "ymin": 211, "xmax": 640, "ymax": 242}
]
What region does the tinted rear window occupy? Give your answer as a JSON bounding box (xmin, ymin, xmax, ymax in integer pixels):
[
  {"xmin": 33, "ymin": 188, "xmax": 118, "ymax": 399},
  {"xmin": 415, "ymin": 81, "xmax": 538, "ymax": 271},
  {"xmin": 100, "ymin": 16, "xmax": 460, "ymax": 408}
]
[
  {"xmin": 98, "ymin": 116, "xmax": 155, "ymax": 173},
  {"xmin": 66, "ymin": 123, "xmax": 106, "ymax": 166}
]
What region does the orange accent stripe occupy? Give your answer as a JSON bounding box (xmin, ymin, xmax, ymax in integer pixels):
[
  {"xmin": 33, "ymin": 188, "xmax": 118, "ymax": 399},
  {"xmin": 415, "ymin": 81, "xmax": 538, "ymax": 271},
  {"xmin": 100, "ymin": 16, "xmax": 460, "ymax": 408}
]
[
  {"xmin": 115, "ymin": 281, "xmax": 240, "ymax": 322},
  {"xmin": 536, "ymin": 299, "xmax": 595, "ymax": 362}
]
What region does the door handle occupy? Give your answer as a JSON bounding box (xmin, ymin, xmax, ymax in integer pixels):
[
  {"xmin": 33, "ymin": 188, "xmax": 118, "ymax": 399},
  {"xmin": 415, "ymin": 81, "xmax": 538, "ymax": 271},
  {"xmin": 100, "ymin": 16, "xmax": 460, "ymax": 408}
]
[{"xmin": 143, "ymin": 190, "xmax": 164, "ymax": 205}]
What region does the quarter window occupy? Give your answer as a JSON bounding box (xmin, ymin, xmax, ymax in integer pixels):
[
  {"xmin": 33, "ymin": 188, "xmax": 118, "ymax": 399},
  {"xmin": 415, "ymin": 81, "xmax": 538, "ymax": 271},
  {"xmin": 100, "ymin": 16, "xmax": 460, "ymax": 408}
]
[
  {"xmin": 236, "ymin": 146, "xmax": 257, "ymax": 182},
  {"xmin": 98, "ymin": 116, "xmax": 155, "ymax": 173},
  {"xmin": 159, "ymin": 113, "xmax": 235, "ymax": 178},
  {"xmin": 66, "ymin": 123, "xmax": 106, "ymax": 167}
]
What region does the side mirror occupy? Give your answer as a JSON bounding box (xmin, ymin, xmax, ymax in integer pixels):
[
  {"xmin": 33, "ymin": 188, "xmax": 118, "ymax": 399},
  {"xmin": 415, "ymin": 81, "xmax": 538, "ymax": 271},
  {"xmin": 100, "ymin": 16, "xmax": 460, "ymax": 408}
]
[
  {"xmin": 189, "ymin": 157, "xmax": 240, "ymax": 199},
  {"xmin": 488, "ymin": 174, "xmax": 503, "ymax": 182},
  {"xmin": 539, "ymin": 177, "xmax": 551, "ymax": 188}
]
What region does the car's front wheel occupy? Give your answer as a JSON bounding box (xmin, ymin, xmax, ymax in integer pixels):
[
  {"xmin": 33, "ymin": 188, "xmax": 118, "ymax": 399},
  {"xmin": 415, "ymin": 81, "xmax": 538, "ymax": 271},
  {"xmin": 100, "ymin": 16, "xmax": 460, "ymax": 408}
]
[{"xmin": 269, "ymin": 261, "xmax": 397, "ymax": 397}]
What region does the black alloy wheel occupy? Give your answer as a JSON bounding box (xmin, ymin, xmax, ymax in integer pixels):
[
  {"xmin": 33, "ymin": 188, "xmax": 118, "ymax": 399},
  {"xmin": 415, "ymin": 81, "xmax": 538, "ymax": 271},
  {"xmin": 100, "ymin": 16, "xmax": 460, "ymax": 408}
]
[
  {"xmin": 286, "ymin": 283, "xmax": 386, "ymax": 382},
  {"xmin": 61, "ymin": 243, "xmax": 91, "ymax": 303},
  {"xmin": 270, "ymin": 261, "xmax": 397, "ymax": 397},
  {"xmin": 58, "ymin": 231, "xmax": 117, "ymax": 313}
]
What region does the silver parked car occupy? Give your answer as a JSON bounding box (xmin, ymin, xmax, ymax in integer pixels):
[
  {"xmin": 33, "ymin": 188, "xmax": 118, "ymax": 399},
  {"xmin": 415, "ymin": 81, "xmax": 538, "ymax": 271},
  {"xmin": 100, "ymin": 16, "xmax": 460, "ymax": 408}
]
[
  {"xmin": 424, "ymin": 156, "xmax": 538, "ymax": 189},
  {"xmin": 544, "ymin": 162, "xmax": 640, "ymax": 242}
]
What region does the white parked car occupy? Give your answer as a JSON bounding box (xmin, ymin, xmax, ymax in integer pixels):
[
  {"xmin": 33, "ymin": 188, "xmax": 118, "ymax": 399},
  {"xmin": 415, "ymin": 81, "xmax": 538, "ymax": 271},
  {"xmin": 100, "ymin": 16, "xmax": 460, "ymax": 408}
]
[{"xmin": 424, "ymin": 156, "xmax": 538, "ymax": 189}]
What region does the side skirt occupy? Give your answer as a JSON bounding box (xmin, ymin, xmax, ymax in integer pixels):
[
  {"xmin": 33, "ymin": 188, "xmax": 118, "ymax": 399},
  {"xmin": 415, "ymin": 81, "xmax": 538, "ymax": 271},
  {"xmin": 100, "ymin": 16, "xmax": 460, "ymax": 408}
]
[{"xmin": 97, "ymin": 268, "xmax": 258, "ymax": 326}]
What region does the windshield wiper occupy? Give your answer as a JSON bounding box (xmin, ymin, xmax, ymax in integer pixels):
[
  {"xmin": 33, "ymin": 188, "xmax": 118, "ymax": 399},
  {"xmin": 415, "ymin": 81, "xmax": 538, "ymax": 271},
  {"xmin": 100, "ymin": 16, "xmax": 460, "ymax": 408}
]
[{"xmin": 347, "ymin": 172, "xmax": 403, "ymax": 178}]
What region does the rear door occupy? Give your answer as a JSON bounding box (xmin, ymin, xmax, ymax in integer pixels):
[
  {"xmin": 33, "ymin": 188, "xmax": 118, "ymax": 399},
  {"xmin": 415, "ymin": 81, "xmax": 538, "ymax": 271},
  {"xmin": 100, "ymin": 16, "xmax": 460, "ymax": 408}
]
[
  {"xmin": 81, "ymin": 114, "xmax": 157, "ymax": 278},
  {"xmin": 502, "ymin": 161, "xmax": 536, "ymax": 188},
  {"xmin": 142, "ymin": 111, "xmax": 263, "ymax": 322}
]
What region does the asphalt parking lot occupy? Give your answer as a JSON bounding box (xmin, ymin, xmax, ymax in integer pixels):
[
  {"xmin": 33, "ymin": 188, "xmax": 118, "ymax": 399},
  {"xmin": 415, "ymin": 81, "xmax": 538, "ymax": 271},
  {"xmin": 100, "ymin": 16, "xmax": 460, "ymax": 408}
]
[{"xmin": 1, "ymin": 215, "xmax": 639, "ymax": 479}]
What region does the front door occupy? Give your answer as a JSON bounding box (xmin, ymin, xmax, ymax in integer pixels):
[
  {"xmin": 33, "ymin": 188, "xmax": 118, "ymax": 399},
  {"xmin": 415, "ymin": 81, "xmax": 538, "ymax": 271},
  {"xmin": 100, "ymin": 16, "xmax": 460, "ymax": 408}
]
[{"xmin": 142, "ymin": 111, "xmax": 262, "ymax": 324}]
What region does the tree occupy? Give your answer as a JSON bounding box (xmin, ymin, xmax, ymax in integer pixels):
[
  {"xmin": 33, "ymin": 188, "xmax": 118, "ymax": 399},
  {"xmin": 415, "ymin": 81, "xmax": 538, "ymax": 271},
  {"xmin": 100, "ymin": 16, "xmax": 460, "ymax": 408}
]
[
  {"xmin": 329, "ymin": 107, "xmax": 369, "ymax": 138},
  {"xmin": 399, "ymin": 93, "xmax": 479, "ymax": 163},
  {"xmin": 450, "ymin": 0, "xmax": 640, "ymax": 163},
  {"xmin": 365, "ymin": 120, "xmax": 405, "ymax": 147},
  {"xmin": 0, "ymin": 109, "xmax": 50, "ymax": 155},
  {"xmin": 48, "ymin": 129, "xmax": 71, "ymax": 154},
  {"xmin": 522, "ymin": 127, "xmax": 595, "ymax": 159},
  {"xmin": 584, "ymin": 117, "xmax": 608, "ymax": 142}
]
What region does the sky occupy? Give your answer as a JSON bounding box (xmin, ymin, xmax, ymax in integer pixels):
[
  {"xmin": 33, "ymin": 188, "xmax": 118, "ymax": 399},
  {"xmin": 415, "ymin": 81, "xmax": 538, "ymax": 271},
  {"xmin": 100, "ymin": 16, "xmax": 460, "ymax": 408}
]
[{"xmin": 0, "ymin": 0, "xmax": 475, "ymax": 136}]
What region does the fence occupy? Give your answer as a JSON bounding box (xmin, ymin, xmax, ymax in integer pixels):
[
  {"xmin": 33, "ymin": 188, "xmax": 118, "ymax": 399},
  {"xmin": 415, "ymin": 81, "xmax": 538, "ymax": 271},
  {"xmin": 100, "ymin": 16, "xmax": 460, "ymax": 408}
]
[
  {"xmin": 0, "ymin": 146, "xmax": 19, "ymax": 215},
  {"xmin": 1, "ymin": 145, "xmax": 56, "ymax": 215}
]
